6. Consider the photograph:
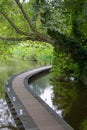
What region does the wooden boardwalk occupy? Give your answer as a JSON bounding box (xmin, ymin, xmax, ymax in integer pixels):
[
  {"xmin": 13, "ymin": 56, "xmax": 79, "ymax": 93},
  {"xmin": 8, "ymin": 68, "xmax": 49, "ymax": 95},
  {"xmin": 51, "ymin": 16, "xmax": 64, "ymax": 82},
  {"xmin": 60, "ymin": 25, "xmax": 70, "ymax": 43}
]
[{"xmin": 6, "ymin": 66, "xmax": 74, "ymax": 130}]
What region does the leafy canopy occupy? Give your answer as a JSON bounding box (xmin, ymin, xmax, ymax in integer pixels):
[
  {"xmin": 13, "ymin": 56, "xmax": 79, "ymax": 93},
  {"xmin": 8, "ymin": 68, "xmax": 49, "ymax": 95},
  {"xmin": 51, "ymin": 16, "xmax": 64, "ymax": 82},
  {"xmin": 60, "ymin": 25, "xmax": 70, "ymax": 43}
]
[{"xmin": 0, "ymin": 0, "xmax": 87, "ymax": 83}]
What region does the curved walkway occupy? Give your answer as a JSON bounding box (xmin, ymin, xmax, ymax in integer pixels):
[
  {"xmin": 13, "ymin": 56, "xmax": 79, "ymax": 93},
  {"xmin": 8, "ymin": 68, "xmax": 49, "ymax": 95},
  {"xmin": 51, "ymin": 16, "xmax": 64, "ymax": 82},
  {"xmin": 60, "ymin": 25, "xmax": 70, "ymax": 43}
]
[{"xmin": 6, "ymin": 66, "xmax": 74, "ymax": 130}]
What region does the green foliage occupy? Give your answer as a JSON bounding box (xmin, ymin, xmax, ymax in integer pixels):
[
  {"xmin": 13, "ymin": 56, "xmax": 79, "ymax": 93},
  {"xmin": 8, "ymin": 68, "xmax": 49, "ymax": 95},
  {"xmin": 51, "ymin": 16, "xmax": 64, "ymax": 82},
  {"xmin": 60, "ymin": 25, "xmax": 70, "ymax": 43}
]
[
  {"xmin": 0, "ymin": 41, "xmax": 12, "ymax": 62},
  {"xmin": 0, "ymin": 0, "xmax": 31, "ymax": 38},
  {"xmin": 51, "ymin": 80, "xmax": 78, "ymax": 116},
  {"xmin": 35, "ymin": 44, "xmax": 53, "ymax": 65},
  {"xmin": 64, "ymin": 0, "xmax": 87, "ymax": 41},
  {"xmin": 0, "ymin": 41, "xmax": 53, "ymax": 65},
  {"xmin": 0, "ymin": 0, "xmax": 87, "ymax": 84},
  {"xmin": 31, "ymin": 0, "xmax": 87, "ymax": 83},
  {"xmin": 81, "ymin": 118, "xmax": 87, "ymax": 130},
  {"xmin": 52, "ymin": 49, "xmax": 80, "ymax": 79}
]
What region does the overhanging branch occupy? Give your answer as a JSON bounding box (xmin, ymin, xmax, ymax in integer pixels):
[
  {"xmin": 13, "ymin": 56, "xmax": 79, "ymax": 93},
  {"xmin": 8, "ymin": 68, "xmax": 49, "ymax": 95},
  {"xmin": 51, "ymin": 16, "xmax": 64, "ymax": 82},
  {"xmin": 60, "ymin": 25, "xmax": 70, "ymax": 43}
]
[
  {"xmin": 0, "ymin": 11, "xmax": 29, "ymax": 36},
  {"xmin": 0, "ymin": 0, "xmax": 55, "ymax": 45},
  {"xmin": 14, "ymin": 0, "xmax": 35, "ymax": 31},
  {"xmin": 0, "ymin": 36, "xmax": 29, "ymax": 41},
  {"xmin": 14, "ymin": 0, "xmax": 55, "ymax": 45},
  {"xmin": 0, "ymin": 35, "xmax": 53, "ymax": 43}
]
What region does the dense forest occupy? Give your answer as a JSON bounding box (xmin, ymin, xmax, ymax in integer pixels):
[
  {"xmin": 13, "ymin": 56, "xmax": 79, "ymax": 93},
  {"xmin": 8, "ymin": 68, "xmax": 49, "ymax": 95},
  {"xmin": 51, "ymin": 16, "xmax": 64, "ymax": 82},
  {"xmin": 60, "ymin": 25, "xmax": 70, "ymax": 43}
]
[{"xmin": 0, "ymin": 0, "xmax": 87, "ymax": 85}]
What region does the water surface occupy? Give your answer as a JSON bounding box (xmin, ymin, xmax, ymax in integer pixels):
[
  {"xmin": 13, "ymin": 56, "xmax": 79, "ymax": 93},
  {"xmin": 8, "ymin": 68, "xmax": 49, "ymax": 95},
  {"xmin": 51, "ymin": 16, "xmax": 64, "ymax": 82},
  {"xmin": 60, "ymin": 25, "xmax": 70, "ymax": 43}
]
[
  {"xmin": 0, "ymin": 59, "xmax": 38, "ymax": 130},
  {"xmin": 30, "ymin": 74, "xmax": 87, "ymax": 130},
  {"xmin": 1, "ymin": 59, "xmax": 87, "ymax": 130}
]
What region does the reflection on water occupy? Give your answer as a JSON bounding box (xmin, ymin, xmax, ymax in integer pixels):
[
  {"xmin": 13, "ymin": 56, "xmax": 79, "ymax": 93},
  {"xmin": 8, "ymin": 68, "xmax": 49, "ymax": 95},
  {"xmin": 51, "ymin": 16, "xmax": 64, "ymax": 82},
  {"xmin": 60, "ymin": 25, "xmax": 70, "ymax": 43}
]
[
  {"xmin": 0, "ymin": 59, "xmax": 38, "ymax": 130},
  {"xmin": 30, "ymin": 74, "xmax": 87, "ymax": 130},
  {"xmin": 29, "ymin": 74, "xmax": 62, "ymax": 117},
  {"xmin": 0, "ymin": 99, "xmax": 16, "ymax": 130}
]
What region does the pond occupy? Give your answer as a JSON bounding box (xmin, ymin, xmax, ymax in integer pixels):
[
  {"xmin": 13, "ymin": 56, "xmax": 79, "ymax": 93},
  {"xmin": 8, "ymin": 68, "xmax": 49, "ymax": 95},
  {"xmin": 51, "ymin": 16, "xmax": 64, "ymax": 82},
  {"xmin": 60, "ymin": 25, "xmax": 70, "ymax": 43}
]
[
  {"xmin": 30, "ymin": 74, "xmax": 87, "ymax": 130},
  {"xmin": 0, "ymin": 59, "xmax": 38, "ymax": 130},
  {"xmin": 0, "ymin": 58, "xmax": 87, "ymax": 130}
]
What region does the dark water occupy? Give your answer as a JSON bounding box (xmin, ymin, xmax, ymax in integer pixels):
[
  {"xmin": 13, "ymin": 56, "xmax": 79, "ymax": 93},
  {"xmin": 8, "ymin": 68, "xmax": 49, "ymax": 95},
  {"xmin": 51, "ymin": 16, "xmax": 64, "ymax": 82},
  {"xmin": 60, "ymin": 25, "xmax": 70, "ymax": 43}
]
[
  {"xmin": 0, "ymin": 60, "xmax": 38, "ymax": 130},
  {"xmin": 30, "ymin": 74, "xmax": 87, "ymax": 130}
]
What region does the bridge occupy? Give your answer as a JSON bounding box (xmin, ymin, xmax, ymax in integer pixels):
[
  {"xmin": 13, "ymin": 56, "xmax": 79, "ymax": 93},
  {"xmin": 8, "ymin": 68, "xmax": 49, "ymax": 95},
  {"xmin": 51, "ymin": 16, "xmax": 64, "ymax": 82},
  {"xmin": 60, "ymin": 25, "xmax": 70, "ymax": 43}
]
[{"xmin": 6, "ymin": 66, "xmax": 74, "ymax": 130}]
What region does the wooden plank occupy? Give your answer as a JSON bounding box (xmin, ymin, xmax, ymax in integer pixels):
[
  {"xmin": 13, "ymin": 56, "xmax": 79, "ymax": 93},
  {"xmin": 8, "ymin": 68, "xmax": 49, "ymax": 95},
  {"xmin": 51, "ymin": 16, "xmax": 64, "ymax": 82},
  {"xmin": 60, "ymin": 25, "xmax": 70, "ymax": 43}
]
[{"xmin": 6, "ymin": 66, "xmax": 74, "ymax": 130}]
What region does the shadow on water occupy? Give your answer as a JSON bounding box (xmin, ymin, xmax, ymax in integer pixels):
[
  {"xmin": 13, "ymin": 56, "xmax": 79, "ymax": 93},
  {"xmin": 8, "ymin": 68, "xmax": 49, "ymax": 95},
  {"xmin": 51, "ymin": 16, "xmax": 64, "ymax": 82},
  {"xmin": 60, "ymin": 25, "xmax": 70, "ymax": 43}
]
[
  {"xmin": 52, "ymin": 79, "xmax": 87, "ymax": 130},
  {"xmin": 30, "ymin": 74, "xmax": 87, "ymax": 130}
]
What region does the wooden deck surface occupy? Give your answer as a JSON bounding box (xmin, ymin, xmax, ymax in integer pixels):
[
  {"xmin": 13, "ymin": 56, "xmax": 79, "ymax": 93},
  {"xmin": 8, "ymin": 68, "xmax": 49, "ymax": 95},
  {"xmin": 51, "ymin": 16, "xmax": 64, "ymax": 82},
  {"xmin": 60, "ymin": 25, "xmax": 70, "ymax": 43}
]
[{"xmin": 7, "ymin": 66, "xmax": 74, "ymax": 130}]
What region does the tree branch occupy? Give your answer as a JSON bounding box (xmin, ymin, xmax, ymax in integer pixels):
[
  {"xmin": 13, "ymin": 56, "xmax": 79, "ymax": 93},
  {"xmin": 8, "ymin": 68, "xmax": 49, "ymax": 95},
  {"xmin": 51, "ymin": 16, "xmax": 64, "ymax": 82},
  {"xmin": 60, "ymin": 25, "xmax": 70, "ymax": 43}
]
[
  {"xmin": 0, "ymin": 36, "xmax": 28, "ymax": 41},
  {"xmin": 0, "ymin": 11, "xmax": 29, "ymax": 36},
  {"xmin": 14, "ymin": 0, "xmax": 55, "ymax": 45},
  {"xmin": 0, "ymin": 32, "xmax": 40, "ymax": 41},
  {"xmin": 0, "ymin": 35, "xmax": 52, "ymax": 43},
  {"xmin": 14, "ymin": 0, "xmax": 35, "ymax": 31},
  {"xmin": 0, "ymin": 0, "xmax": 55, "ymax": 45}
]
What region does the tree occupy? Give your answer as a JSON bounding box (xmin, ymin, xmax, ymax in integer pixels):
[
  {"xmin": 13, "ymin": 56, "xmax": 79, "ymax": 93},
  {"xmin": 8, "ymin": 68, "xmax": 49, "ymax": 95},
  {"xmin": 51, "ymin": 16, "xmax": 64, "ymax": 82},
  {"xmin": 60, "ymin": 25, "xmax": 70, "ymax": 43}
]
[{"xmin": 0, "ymin": 0, "xmax": 87, "ymax": 84}]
